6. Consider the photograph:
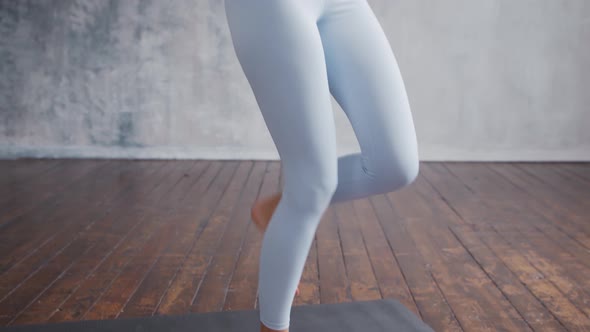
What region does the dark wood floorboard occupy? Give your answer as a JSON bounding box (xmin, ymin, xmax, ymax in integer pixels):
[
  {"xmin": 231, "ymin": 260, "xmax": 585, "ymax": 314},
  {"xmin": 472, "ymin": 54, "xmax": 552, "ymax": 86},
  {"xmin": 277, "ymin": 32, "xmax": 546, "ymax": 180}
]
[{"xmin": 0, "ymin": 160, "xmax": 589, "ymax": 331}]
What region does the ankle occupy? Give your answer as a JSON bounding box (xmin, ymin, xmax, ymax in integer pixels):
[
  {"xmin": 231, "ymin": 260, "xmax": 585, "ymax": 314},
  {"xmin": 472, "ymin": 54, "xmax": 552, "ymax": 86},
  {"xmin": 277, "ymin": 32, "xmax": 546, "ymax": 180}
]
[{"xmin": 260, "ymin": 322, "xmax": 288, "ymax": 332}]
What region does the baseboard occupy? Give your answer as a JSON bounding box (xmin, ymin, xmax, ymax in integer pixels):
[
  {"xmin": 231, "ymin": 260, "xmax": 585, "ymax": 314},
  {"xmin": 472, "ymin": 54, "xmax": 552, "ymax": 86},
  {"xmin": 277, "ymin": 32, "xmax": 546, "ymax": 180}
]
[{"xmin": 0, "ymin": 145, "xmax": 589, "ymax": 161}]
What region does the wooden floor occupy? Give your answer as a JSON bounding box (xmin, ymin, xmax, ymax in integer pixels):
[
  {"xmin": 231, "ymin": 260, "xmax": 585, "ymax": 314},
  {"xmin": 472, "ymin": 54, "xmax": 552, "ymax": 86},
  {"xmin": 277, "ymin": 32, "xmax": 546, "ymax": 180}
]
[{"xmin": 0, "ymin": 160, "xmax": 589, "ymax": 331}]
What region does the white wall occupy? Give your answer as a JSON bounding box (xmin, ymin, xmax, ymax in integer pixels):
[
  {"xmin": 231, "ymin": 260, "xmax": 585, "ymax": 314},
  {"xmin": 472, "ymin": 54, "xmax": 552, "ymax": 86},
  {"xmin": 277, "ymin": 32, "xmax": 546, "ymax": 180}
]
[{"xmin": 1, "ymin": 0, "xmax": 589, "ymax": 161}]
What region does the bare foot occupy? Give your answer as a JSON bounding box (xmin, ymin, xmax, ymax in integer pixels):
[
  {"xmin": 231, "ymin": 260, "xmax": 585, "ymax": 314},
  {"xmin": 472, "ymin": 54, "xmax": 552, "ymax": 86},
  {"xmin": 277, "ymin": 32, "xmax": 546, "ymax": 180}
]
[
  {"xmin": 251, "ymin": 192, "xmax": 282, "ymax": 232},
  {"xmin": 251, "ymin": 192, "xmax": 301, "ymax": 296},
  {"xmin": 261, "ymin": 322, "xmax": 288, "ymax": 332}
]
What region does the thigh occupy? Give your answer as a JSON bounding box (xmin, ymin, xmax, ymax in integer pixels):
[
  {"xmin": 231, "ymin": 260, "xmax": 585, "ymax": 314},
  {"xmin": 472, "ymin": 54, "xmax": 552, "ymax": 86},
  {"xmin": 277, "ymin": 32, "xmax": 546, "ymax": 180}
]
[
  {"xmin": 318, "ymin": 0, "xmax": 418, "ymax": 172},
  {"xmin": 225, "ymin": 0, "xmax": 338, "ymax": 185}
]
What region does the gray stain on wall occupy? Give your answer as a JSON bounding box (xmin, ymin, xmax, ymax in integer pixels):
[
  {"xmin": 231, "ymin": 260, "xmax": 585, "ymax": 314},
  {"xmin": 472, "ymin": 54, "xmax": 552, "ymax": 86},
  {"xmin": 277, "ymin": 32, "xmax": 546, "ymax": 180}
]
[
  {"xmin": 117, "ymin": 112, "xmax": 140, "ymax": 147},
  {"xmin": 0, "ymin": 0, "xmax": 162, "ymax": 148}
]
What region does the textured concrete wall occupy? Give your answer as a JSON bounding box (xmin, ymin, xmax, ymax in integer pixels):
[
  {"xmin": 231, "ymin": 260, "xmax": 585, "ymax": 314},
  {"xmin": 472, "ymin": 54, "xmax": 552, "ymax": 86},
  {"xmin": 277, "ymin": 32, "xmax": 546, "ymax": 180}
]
[{"xmin": 1, "ymin": 0, "xmax": 589, "ymax": 161}]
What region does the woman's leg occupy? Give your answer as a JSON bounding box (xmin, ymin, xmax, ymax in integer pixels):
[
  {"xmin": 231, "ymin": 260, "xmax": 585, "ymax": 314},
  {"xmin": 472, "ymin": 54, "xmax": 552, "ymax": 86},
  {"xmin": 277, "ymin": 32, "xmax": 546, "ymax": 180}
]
[
  {"xmin": 320, "ymin": 0, "xmax": 420, "ymax": 203},
  {"xmin": 225, "ymin": 0, "xmax": 336, "ymax": 330}
]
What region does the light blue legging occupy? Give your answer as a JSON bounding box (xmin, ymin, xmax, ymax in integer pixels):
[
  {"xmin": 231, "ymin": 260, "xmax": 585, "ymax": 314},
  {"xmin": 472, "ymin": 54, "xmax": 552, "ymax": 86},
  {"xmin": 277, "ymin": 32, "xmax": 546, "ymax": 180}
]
[{"xmin": 224, "ymin": 0, "xmax": 419, "ymax": 329}]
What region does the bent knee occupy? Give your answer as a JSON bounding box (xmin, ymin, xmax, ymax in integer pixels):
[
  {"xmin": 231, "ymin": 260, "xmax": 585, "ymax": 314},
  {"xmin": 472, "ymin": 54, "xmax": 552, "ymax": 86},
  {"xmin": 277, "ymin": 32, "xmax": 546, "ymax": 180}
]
[
  {"xmin": 399, "ymin": 158, "xmax": 419, "ymax": 187},
  {"xmin": 372, "ymin": 154, "xmax": 419, "ymax": 190}
]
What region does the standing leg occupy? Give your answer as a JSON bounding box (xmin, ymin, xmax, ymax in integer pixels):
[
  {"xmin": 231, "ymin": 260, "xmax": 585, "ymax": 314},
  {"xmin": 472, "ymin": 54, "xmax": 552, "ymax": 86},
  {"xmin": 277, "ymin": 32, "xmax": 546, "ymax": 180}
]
[
  {"xmin": 225, "ymin": 0, "xmax": 336, "ymax": 330},
  {"xmin": 319, "ymin": 0, "xmax": 420, "ymax": 203}
]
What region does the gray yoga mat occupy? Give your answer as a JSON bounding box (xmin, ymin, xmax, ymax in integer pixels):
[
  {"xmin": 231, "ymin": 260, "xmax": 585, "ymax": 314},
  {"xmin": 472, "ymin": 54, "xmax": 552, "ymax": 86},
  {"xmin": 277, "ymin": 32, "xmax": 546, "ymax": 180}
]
[{"xmin": 3, "ymin": 299, "xmax": 434, "ymax": 332}]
